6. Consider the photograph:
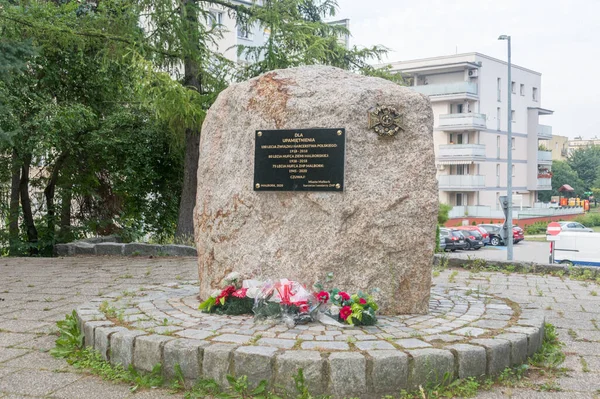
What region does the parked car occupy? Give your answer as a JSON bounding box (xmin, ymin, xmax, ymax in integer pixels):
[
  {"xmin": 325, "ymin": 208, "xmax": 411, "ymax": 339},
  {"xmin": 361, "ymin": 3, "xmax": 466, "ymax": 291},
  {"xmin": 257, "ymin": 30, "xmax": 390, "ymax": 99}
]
[
  {"xmin": 557, "ymin": 221, "xmax": 594, "ymax": 233},
  {"xmin": 440, "ymin": 228, "xmax": 467, "ymax": 251},
  {"xmin": 477, "ymin": 224, "xmax": 523, "ymax": 246},
  {"xmin": 455, "ymin": 226, "xmax": 490, "ymax": 245},
  {"xmin": 552, "ymin": 231, "xmax": 600, "ymax": 266},
  {"xmin": 438, "ymin": 230, "xmax": 446, "ymax": 251},
  {"xmin": 455, "ymin": 228, "xmax": 484, "ymax": 250}
]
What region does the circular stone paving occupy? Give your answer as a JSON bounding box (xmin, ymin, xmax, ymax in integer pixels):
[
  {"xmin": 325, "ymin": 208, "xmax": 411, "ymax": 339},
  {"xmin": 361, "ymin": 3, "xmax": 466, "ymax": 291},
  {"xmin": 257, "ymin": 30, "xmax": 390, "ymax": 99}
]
[{"xmin": 76, "ymin": 282, "xmax": 545, "ymax": 398}]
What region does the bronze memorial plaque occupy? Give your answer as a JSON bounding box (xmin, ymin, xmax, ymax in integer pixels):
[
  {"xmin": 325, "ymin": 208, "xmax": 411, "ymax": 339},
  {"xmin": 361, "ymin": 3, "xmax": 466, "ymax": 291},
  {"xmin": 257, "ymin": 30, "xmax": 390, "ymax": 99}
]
[{"xmin": 254, "ymin": 128, "xmax": 345, "ymax": 191}]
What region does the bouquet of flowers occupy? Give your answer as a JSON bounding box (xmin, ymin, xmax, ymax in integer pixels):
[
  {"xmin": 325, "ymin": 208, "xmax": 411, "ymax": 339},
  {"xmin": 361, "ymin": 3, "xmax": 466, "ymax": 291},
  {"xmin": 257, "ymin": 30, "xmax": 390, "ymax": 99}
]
[
  {"xmin": 199, "ymin": 272, "xmax": 256, "ymax": 315},
  {"xmin": 321, "ymin": 289, "xmax": 378, "ymax": 326},
  {"xmin": 253, "ymin": 279, "xmax": 322, "ymax": 326}
]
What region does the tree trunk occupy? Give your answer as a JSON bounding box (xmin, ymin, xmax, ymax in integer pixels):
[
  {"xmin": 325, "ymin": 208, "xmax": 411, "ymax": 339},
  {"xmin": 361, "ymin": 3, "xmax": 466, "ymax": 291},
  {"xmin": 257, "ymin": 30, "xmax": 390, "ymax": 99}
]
[
  {"xmin": 175, "ymin": 0, "xmax": 201, "ymax": 240},
  {"xmin": 44, "ymin": 151, "xmax": 68, "ymax": 245},
  {"xmin": 9, "ymin": 148, "xmax": 21, "ymax": 253},
  {"xmin": 19, "ymin": 153, "xmax": 38, "ymax": 252},
  {"xmin": 58, "ymin": 186, "xmax": 72, "ymax": 242},
  {"xmin": 176, "ymin": 129, "xmax": 200, "ymax": 239}
]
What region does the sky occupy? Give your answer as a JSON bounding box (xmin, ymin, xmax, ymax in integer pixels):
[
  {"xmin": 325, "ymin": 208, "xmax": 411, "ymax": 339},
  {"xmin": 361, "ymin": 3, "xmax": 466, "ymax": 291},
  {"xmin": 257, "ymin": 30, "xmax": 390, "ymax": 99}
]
[{"xmin": 335, "ymin": 0, "xmax": 600, "ymax": 140}]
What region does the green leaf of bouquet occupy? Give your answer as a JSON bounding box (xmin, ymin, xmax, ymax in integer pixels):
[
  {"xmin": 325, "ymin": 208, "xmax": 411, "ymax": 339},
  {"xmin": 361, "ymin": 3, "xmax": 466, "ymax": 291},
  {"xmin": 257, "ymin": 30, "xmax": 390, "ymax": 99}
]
[{"xmin": 219, "ymin": 296, "xmax": 226, "ymax": 306}]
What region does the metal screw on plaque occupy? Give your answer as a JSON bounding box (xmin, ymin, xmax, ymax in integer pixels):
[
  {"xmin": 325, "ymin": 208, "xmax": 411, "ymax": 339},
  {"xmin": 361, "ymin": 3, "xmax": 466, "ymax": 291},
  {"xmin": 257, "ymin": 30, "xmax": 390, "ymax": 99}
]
[
  {"xmin": 257, "ymin": 131, "xmax": 262, "ymax": 137},
  {"xmin": 337, "ymin": 130, "xmax": 343, "ymax": 136},
  {"xmin": 335, "ymin": 184, "xmax": 341, "ymax": 189},
  {"xmin": 255, "ymin": 183, "xmax": 260, "ymax": 189}
]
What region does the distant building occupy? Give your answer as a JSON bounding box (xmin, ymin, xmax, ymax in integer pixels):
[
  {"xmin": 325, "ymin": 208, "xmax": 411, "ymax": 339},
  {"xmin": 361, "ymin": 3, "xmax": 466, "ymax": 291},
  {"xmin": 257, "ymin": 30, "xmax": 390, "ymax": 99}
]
[
  {"xmin": 567, "ymin": 136, "xmax": 600, "ymax": 157},
  {"xmin": 543, "ymin": 134, "xmax": 568, "ymax": 161},
  {"xmin": 383, "ymin": 53, "xmax": 554, "ymax": 217}
]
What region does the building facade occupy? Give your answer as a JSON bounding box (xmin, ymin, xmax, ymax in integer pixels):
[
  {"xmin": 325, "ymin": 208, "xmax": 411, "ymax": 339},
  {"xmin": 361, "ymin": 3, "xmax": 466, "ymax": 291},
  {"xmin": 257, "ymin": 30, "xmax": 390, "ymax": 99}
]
[
  {"xmin": 385, "ymin": 53, "xmax": 553, "ymax": 214},
  {"xmin": 544, "ymin": 134, "xmax": 568, "ymax": 161},
  {"xmin": 567, "ymin": 137, "xmax": 600, "ymax": 157}
]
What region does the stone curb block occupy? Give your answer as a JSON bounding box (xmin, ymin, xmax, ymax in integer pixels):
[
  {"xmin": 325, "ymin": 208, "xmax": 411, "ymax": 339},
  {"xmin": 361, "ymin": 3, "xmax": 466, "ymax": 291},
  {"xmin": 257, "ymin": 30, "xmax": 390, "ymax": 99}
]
[
  {"xmin": 83, "ymin": 320, "xmax": 113, "ymax": 348},
  {"xmin": 367, "ymin": 350, "xmax": 409, "ymax": 395},
  {"xmin": 133, "ymin": 335, "xmax": 174, "ymax": 373},
  {"xmin": 203, "ymin": 344, "xmax": 237, "ymax": 388},
  {"xmin": 95, "ymin": 243, "xmax": 125, "ymax": 256},
  {"xmin": 123, "ymin": 243, "xmax": 163, "ymax": 257},
  {"xmin": 329, "ymin": 352, "xmax": 366, "ymax": 397},
  {"xmin": 470, "ymin": 338, "xmax": 511, "ymax": 376},
  {"xmin": 407, "ymin": 348, "xmax": 454, "ymax": 390},
  {"xmin": 233, "ymin": 346, "xmax": 278, "ymax": 389},
  {"xmin": 494, "ymin": 333, "xmax": 528, "ymax": 366},
  {"xmin": 95, "ymin": 326, "xmax": 129, "ymax": 361},
  {"xmin": 163, "ymin": 339, "xmax": 209, "ymax": 383},
  {"xmin": 110, "ymin": 330, "xmax": 148, "ymax": 369},
  {"xmin": 506, "ymin": 326, "xmax": 542, "ymax": 357},
  {"xmin": 446, "ymin": 344, "xmax": 487, "ymax": 379},
  {"xmin": 275, "ymin": 351, "xmax": 326, "ymax": 396}
]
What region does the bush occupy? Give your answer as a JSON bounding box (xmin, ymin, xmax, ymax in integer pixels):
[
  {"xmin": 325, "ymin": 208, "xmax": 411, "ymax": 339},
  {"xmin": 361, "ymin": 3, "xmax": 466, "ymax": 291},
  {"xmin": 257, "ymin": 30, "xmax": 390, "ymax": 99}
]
[
  {"xmin": 574, "ymin": 213, "xmax": 600, "ymax": 227},
  {"xmin": 525, "ymin": 222, "xmax": 547, "ymax": 235}
]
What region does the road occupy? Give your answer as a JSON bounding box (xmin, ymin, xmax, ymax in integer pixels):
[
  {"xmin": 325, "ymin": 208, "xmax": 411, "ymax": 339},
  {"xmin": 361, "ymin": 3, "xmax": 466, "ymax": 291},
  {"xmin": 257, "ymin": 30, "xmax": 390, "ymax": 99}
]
[{"xmin": 448, "ymin": 240, "xmax": 552, "ymax": 264}]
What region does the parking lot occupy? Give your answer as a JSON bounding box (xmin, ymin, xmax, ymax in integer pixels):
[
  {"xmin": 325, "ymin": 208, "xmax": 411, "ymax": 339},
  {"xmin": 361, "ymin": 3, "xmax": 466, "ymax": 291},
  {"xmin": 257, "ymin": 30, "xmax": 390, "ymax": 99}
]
[{"xmin": 447, "ymin": 239, "xmax": 552, "ymax": 264}]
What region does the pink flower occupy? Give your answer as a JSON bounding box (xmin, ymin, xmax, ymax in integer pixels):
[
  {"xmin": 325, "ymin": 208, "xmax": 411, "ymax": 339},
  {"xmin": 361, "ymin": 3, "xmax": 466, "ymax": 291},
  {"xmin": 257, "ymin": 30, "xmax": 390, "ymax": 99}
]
[
  {"xmin": 317, "ymin": 291, "xmax": 329, "ymax": 303},
  {"xmin": 359, "ymin": 298, "xmax": 367, "ymax": 305},
  {"xmin": 232, "ymin": 288, "xmax": 248, "ymax": 298},
  {"xmin": 339, "ymin": 305, "xmax": 352, "ymax": 320},
  {"xmin": 339, "ymin": 292, "xmax": 350, "ymax": 301},
  {"xmin": 299, "ymin": 304, "xmax": 309, "ymax": 313}
]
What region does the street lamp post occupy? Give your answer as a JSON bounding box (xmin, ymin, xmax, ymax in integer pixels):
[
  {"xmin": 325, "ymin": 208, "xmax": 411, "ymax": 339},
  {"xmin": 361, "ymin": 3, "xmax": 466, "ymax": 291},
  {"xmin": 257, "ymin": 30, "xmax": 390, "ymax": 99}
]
[{"xmin": 498, "ymin": 34, "xmax": 513, "ymax": 261}]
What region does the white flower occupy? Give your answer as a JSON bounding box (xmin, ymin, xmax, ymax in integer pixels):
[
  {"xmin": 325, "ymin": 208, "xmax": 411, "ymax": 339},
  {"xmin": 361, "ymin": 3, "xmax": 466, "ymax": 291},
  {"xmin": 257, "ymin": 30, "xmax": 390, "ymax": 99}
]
[{"xmin": 334, "ymin": 294, "xmax": 340, "ymax": 301}]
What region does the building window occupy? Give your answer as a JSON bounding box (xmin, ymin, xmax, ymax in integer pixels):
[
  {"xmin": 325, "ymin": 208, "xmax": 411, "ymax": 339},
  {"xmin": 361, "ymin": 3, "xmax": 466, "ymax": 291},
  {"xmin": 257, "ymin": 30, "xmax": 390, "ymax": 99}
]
[
  {"xmin": 497, "ymin": 78, "xmax": 501, "ymax": 101},
  {"xmin": 511, "ymin": 81, "xmax": 516, "ymax": 94},
  {"xmin": 512, "ymin": 165, "xmax": 515, "ymax": 177},
  {"xmin": 496, "ymin": 164, "xmax": 500, "ymax": 187},
  {"xmin": 497, "ymin": 135, "xmax": 501, "ymax": 159},
  {"xmin": 520, "ymin": 84, "xmax": 525, "ymax": 96},
  {"xmin": 532, "ymin": 87, "xmax": 538, "ymax": 102},
  {"xmin": 511, "ymin": 110, "xmax": 515, "ymax": 123},
  {"xmin": 237, "ymin": 23, "xmax": 252, "ymax": 39},
  {"xmin": 209, "ymin": 10, "xmax": 223, "ymax": 26},
  {"xmin": 511, "ymin": 137, "xmax": 515, "ymax": 149},
  {"xmin": 496, "ymin": 107, "xmax": 501, "ymax": 130}
]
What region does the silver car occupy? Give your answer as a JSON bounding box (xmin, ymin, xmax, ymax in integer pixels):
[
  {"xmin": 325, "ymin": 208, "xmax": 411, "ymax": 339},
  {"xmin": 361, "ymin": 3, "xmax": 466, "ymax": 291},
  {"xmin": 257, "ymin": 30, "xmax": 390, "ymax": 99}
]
[{"xmin": 558, "ymin": 221, "xmax": 593, "ymax": 232}]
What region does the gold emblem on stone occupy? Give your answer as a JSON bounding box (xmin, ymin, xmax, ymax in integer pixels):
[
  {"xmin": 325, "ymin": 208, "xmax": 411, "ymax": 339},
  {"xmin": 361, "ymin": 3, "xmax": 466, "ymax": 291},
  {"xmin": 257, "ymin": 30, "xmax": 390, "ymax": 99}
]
[{"xmin": 367, "ymin": 105, "xmax": 403, "ymax": 137}]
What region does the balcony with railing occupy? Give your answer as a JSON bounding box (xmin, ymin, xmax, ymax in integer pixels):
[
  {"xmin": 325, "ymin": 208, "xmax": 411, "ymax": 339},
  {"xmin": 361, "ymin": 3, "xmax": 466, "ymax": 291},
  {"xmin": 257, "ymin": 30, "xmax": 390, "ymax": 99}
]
[
  {"xmin": 537, "ymin": 124, "xmax": 552, "ymax": 140},
  {"xmin": 438, "ymin": 113, "xmax": 487, "ymax": 131},
  {"xmin": 537, "ymin": 178, "xmax": 552, "ymax": 190},
  {"xmin": 537, "ymin": 150, "xmax": 552, "ymax": 164},
  {"xmin": 437, "ymin": 144, "xmax": 486, "ymax": 164},
  {"xmin": 412, "ymin": 81, "xmax": 478, "ymax": 100},
  {"xmin": 438, "ymin": 175, "xmax": 485, "ymax": 191}
]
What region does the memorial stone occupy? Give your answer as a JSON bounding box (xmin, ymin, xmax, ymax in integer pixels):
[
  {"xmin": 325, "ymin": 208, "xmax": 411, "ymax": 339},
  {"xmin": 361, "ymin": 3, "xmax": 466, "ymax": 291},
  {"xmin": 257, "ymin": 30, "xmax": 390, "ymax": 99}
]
[{"xmin": 194, "ymin": 66, "xmax": 437, "ymax": 314}]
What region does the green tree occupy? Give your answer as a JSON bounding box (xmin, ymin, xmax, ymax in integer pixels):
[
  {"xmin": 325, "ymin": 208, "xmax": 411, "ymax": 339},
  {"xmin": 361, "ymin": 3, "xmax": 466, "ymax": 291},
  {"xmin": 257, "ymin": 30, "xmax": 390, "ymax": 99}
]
[{"xmin": 567, "ymin": 146, "xmax": 600, "ymax": 190}]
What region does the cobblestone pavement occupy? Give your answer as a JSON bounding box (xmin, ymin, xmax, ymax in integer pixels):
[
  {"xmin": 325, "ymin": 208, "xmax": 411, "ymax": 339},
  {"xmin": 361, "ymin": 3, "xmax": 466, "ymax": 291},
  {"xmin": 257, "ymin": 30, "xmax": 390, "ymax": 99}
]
[{"xmin": 0, "ymin": 257, "xmax": 599, "ymax": 398}]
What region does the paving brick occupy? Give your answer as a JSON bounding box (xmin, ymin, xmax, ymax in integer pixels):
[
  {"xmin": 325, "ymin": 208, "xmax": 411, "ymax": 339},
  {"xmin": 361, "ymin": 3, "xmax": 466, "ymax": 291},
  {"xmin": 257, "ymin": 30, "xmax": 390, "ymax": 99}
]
[
  {"xmin": 300, "ymin": 341, "xmax": 349, "ymax": 351},
  {"xmin": 256, "ymin": 338, "xmax": 295, "ymax": 349},
  {"xmin": 395, "ymin": 338, "xmax": 432, "ymax": 348},
  {"xmin": 494, "ymin": 333, "xmax": 528, "ymax": 366},
  {"xmin": 82, "ymin": 321, "xmax": 113, "ymax": 348},
  {"xmin": 94, "ymin": 326, "xmax": 129, "ymax": 361}
]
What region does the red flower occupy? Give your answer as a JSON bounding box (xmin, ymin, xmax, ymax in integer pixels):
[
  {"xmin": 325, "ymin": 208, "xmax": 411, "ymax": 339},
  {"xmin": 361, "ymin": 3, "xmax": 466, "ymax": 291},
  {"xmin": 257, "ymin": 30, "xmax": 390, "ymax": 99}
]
[
  {"xmin": 215, "ymin": 285, "xmax": 236, "ymax": 303},
  {"xmin": 317, "ymin": 291, "xmax": 329, "ymax": 303},
  {"xmin": 339, "ymin": 292, "xmax": 350, "ymax": 301},
  {"xmin": 299, "ymin": 304, "xmax": 309, "ymax": 313},
  {"xmin": 232, "ymin": 288, "xmax": 248, "ymax": 298},
  {"xmin": 339, "ymin": 305, "xmax": 352, "ymax": 320},
  {"xmin": 359, "ymin": 298, "xmax": 367, "ymax": 305}
]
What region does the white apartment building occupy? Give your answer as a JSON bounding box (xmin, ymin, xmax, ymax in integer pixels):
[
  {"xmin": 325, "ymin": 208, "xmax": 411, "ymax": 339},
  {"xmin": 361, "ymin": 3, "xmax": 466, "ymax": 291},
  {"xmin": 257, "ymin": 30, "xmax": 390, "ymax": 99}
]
[{"xmin": 386, "ymin": 53, "xmax": 553, "ymax": 213}]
